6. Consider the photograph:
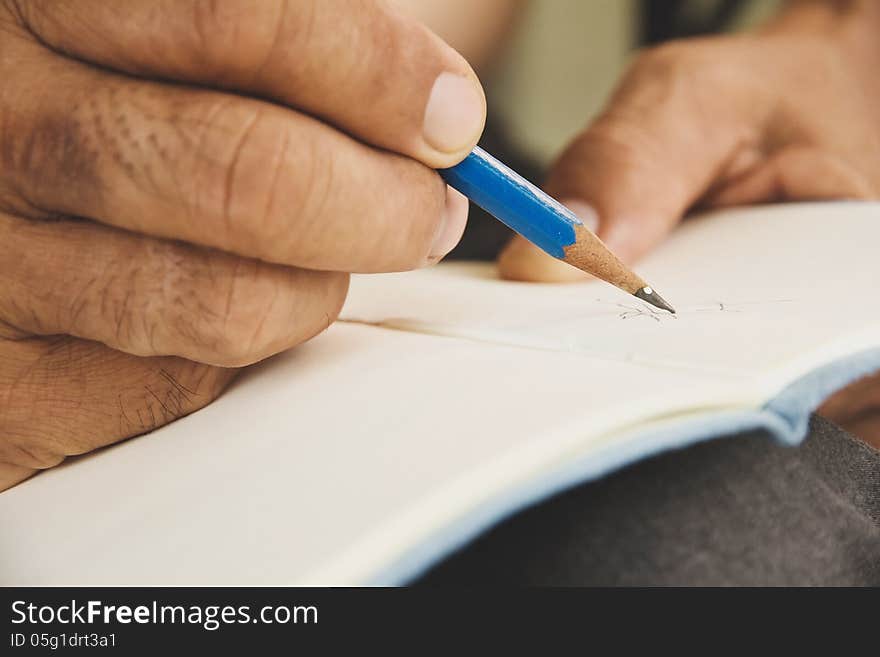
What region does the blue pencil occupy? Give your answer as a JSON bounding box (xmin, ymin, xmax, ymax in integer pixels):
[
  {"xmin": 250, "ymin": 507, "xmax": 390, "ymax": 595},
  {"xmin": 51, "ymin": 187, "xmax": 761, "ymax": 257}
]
[{"xmin": 440, "ymin": 147, "xmax": 674, "ymax": 313}]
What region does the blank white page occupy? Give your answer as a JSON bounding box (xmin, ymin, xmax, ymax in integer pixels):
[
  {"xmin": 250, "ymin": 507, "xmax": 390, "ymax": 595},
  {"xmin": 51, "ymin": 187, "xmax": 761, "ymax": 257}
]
[
  {"xmin": 342, "ymin": 202, "xmax": 880, "ymax": 399},
  {"xmin": 0, "ymin": 323, "xmax": 731, "ymax": 585}
]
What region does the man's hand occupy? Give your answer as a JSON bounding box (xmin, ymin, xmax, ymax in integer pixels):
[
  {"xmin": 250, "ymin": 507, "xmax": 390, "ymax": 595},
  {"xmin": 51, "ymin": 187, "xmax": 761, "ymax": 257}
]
[
  {"xmin": 497, "ymin": 2, "xmax": 880, "ymax": 446},
  {"xmin": 0, "ymin": 0, "xmax": 486, "ymax": 490}
]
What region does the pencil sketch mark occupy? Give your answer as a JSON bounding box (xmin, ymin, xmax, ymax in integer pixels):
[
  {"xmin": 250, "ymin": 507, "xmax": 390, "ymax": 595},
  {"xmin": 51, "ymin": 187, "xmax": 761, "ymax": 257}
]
[
  {"xmin": 615, "ymin": 302, "xmax": 677, "ymax": 323},
  {"xmin": 694, "ymin": 302, "xmax": 741, "ymax": 313},
  {"xmin": 692, "ymin": 299, "xmax": 794, "ymax": 313},
  {"xmin": 604, "ymin": 297, "xmax": 795, "ymax": 321}
]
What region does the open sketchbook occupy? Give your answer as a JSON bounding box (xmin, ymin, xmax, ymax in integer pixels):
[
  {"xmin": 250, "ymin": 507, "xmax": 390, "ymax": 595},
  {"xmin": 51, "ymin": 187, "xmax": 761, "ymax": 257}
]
[{"xmin": 2, "ymin": 202, "xmax": 879, "ymax": 585}]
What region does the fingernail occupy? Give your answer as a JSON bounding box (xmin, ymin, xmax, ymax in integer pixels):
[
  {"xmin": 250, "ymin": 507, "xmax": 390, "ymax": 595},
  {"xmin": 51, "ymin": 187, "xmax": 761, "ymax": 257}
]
[
  {"xmin": 423, "ymin": 72, "xmax": 485, "ymax": 153},
  {"xmin": 560, "ymin": 199, "xmax": 638, "ymax": 261},
  {"xmin": 427, "ymin": 186, "xmax": 469, "ymax": 263},
  {"xmin": 601, "ymin": 220, "xmax": 643, "ymax": 263},
  {"xmin": 560, "ymin": 199, "xmax": 600, "ymax": 233}
]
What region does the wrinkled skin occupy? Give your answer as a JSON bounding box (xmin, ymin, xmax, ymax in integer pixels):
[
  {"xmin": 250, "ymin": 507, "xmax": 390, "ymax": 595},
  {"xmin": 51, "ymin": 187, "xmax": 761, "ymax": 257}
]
[{"xmin": 0, "ymin": 0, "xmax": 485, "ymax": 490}]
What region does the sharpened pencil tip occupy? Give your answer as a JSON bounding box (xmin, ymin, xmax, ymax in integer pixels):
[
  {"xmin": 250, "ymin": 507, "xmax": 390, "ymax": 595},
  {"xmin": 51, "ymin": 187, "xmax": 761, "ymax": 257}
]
[{"xmin": 634, "ymin": 286, "xmax": 676, "ymax": 314}]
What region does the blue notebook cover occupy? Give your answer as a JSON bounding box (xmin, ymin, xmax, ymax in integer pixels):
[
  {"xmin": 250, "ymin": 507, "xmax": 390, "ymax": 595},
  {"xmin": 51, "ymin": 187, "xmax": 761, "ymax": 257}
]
[{"xmin": 372, "ymin": 347, "xmax": 880, "ymax": 584}]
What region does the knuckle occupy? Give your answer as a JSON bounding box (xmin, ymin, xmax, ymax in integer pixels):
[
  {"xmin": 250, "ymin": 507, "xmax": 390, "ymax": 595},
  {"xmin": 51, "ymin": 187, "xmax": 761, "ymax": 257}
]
[
  {"xmin": 83, "ymin": 252, "xmax": 154, "ymax": 355},
  {"xmin": 157, "ymin": 256, "xmax": 245, "ymax": 364},
  {"xmin": 631, "ymin": 39, "xmax": 727, "ymax": 95},
  {"xmin": 186, "ymin": 100, "xmax": 312, "ymax": 263},
  {"xmin": 107, "ymin": 239, "xmax": 208, "ymax": 358},
  {"xmin": 191, "ymin": 100, "xmax": 263, "ymax": 225},
  {"xmin": 173, "ymin": 258, "xmax": 283, "ymax": 367},
  {"xmin": 276, "ymin": 129, "xmax": 336, "ymax": 264},
  {"xmin": 190, "ymin": 0, "xmax": 288, "ymax": 82},
  {"xmin": 221, "ymin": 121, "xmax": 338, "ymax": 269},
  {"xmin": 570, "ymin": 116, "xmax": 660, "ymax": 176},
  {"xmin": 209, "ymin": 267, "xmax": 348, "ymax": 367},
  {"xmin": 216, "ymin": 110, "xmax": 267, "ymax": 240},
  {"xmin": 353, "ymin": 6, "xmax": 405, "ymax": 100},
  {"xmin": 191, "ymin": 0, "xmax": 226, "ymax": 55},
  {"xmin": 112, "ymin": 240, "xmax": 288, "ymax": 366},
  {"xmin": 585, "ymin": 117, "xmax": 653, "ymax": 157},
  {"xmin": 637, "ymin": 41, "xmax": 700, "ymax": 76},
  {"xmin": 189, "ymin": 0, "xmax": 241, "ymax": 70}
]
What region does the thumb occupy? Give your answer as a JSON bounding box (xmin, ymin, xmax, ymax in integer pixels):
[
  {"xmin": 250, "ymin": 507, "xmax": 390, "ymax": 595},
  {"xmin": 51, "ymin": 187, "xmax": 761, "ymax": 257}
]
[{"xmin": 499, "ymin": 42, "xmax": 765, "ymax": 282}]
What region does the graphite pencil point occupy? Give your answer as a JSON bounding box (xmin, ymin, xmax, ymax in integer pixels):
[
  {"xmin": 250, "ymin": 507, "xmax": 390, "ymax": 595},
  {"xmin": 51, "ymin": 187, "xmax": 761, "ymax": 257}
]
[{"xmin": 634, "ymin": 286, "xmax": 676, "ymax": 314}]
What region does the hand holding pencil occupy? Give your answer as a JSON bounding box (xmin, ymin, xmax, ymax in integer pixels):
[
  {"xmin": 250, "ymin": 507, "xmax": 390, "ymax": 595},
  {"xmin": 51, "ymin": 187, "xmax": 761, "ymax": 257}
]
[{"xmin": 0, "ymin": 0, "xmax": 486, "ymax": 490}]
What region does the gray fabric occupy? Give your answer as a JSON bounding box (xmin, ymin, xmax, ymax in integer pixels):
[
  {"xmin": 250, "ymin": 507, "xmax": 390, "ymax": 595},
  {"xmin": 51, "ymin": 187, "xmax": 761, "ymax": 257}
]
[{"xmin": 418, "ymin": 415, "xmax": 880, "ymax": 585}]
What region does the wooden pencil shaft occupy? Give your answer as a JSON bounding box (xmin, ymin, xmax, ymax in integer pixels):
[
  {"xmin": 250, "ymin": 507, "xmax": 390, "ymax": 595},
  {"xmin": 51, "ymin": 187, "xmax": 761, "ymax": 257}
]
[
  {"xmin": 562, "ymin": 224, "xmax": 648, "ymax": 294},
  {"xmin": 441, "ymin": 147, "xmax": 672, "ymax": 311}
]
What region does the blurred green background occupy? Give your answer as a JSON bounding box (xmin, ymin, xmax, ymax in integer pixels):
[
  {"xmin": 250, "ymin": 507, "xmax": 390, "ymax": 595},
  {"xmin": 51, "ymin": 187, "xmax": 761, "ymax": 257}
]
[{"xmin": 489, "ymin": 0, "xmax": 781, "ymax": 165}]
